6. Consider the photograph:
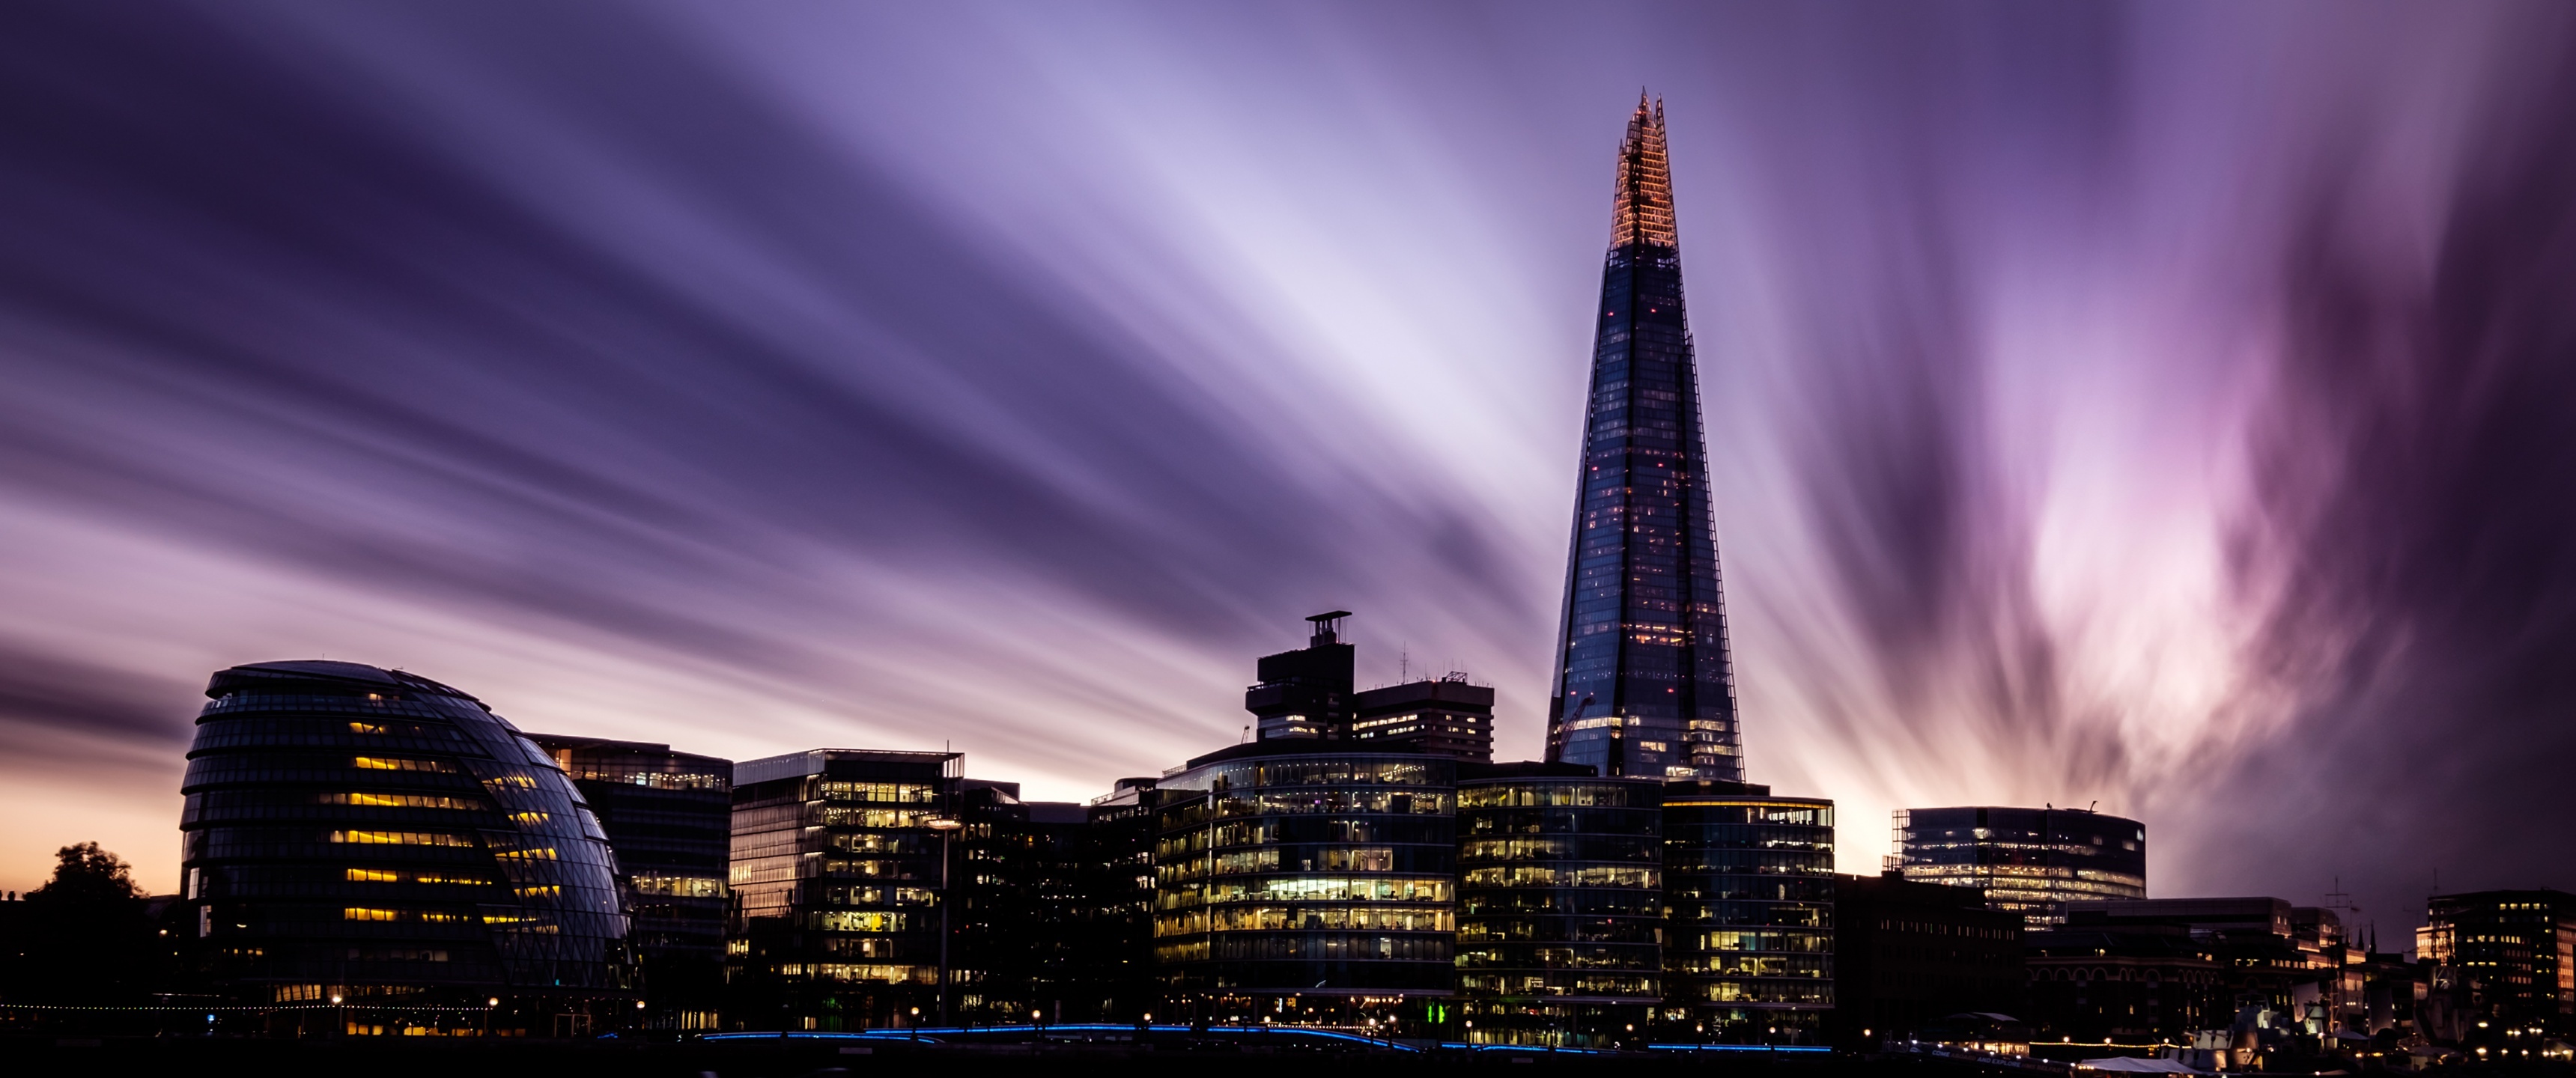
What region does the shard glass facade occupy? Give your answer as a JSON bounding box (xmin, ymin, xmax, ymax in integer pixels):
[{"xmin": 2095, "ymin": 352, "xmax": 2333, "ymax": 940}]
[{"xmin": 1546, "ymin": 97, "xmax": 1743, "ymax": 780}]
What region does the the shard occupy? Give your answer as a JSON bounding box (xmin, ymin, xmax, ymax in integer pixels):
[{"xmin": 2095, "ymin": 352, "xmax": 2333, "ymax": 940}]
[{"xmin": 1544, "ymin": 95, "xmax": 1744, "ymax": 781}]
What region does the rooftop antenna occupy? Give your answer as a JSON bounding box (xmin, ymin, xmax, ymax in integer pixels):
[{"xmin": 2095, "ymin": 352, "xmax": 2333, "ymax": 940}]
[
  {"xmin": 2089, "ymin": 800, "xmax": 2098, "ymax": 812},
  {"xmin": 1400, "ymin": 645, "xmax": 1409, "ymax": 683}
]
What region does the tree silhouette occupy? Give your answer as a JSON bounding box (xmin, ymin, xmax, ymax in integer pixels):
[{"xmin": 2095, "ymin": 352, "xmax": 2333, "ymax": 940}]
[
  {"xmin": 0, "ymin": 842, "xmax": 168, "ymax": 1005},
  {"xmin": 29, "ymin": 842, "xmax": 145, "ymax": 904}
]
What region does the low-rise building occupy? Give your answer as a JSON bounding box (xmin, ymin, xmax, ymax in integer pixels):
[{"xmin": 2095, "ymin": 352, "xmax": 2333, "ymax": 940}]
[{"xmin": 1830, "ymin": 870, "xmax": 2023, "ymax": 1046}]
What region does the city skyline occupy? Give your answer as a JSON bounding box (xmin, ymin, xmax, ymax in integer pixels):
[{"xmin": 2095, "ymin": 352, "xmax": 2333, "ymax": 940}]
[{"xmin": 1, "ymin": 1, "xmax": 2573, "ymax": 946}]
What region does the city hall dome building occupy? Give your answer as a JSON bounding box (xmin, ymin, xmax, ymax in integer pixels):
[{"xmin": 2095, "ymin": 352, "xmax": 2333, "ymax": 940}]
[{"xmin": 180, "ymin": 660, "xmax": 631, "ymax": 1032}]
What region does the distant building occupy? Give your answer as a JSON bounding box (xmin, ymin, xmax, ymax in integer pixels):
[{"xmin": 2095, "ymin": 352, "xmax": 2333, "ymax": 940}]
[
  {"xmin": 1895, "ymin": 806, "xmax": 2146, "ymax": 928},
  {"xmin": 1245, "ymin": 612, "xmax": 1355, "ymax": 742},
  {"xmin": 1543, "ymin": 95, "xmax": 1745, "ymax": 783},
  {"xmin": 1351, "ymin": 676, "xmax": 1495, "ymax": 762},
  {"xmin": 2416, "ymin": 889, "xmax": 2576, "ymax": 1035},
  {"xmin": 1152, "ymin": 740, "xmax": 1457, "ymax": 1034},
  {"xmin": 179, "ymin": 660, "xmax": 631, "ymax": 1036},
  {"xmin": 2023, "ymin": 917, "xmax": 2225, "ymax": 1043},
  {"xmin": 1829, "ymin": 870, "xmax": 2023, "ymax": 1046},
  {"xmin": 726, "ymin": 749, "xmax": 962, "ymax": 1029},
  {"xmin": 526, "ymin": 734, "xmax": 730, "ymax": 1027},
  {"xmin": 1453, "ymin": 764, "xmax": 1662, "ymax": 1047},
  {"xmin": 1662, "ymin": 779, "xmax": 1835, "ymax": 1043},
  {"xmin": 2028, "ymin": 897, "xmax": 2365, "ymax": 1045}
]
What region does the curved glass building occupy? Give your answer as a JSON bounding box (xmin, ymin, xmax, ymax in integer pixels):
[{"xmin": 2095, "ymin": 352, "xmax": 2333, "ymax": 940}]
[
  {"xmin": 1896, "ymin": 806, "xmax": 2146, "ymax": 928},
  {"xmin": 180, "ymin": 660, "xmax": 631, "ymax": 1033},
  {"xmin": 1662, "ymin": 780, "xmax": 1835, "ymax": 1043},
  {"xmin": 1455, "ymin": 767, "xmax": 1662, "ymax": 1047},
  {"xmin": 1152, "ymin": 743, "xmax": 1456, "ymax": 1033}
]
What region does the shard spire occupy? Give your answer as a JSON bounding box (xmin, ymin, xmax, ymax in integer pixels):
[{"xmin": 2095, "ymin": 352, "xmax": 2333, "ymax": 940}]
[
  {"xmin": 1546, "ymin": 94, "xmax": 1743, "ymax": 781},
  {"xmin": 1611, "ymin": 94, "xmax": 1678, "ymax": 250}
]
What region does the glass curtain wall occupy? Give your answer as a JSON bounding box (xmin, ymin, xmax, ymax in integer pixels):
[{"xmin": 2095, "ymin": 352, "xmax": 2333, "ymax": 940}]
[
  {"xmin": 1455, "ymin": 772, "xmax": 1662, "ymax": 1047},
  {"xmin": 727, "ymin": 750, "xmax": 961, "ymax": 1030},
  {"xmin": 1661, "ymin": 782, "xmax": 1834, "ymax": 1044},
  {"xmin": 1896, "ymin": 806, "xmax": 2146, "ymax": 928},
  {"xmin": 179, "ymin": 660, "xmax": 631, "ymax": 1037},
  {"xmin": 1153, "ymin": 746, "xmax": 1456, "ymax": 1036}
]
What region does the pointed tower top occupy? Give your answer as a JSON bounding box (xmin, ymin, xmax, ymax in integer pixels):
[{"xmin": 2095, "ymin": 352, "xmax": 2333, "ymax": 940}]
[{"xmin": 1611, "ymin": 94, "xmax": 1678, "ymax": 250}]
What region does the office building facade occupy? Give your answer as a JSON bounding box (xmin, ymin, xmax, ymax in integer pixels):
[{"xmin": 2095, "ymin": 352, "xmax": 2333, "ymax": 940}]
[
  {"xmin": 525, "ymin": 734, "xmax": 731, "ymax": 1026},
  {"xmin": 1454, "ymin": 766, "xmax": 1663, "ymax": 1047},
  {"xmin": 726, "ymin": 749, "xmax": 962, "ymax": 1029},
  {"xmin": 1662, "ymin": 780, "xmax": 1835, "ymax": 1041},
  {"xmin": 2417, "ymin": 889, "xmax": 2576, "ymax": 1035},
  {"xmin": 1076, "ymin": 779, "xmax": 1168, "ymax": 1021},
  {"xmin": 179, "ymin": 660, "xmax": 631, "ymax": 1035},
  {"xmin": 952, "ymin": 782, "xmax": 1093, "ymax": 1024},
  {"xmin": 1544, "ymin": 94, "xmax": 1744, "ymax": 781},
  {"xmin": 1897, "ymin": 806, "xmax": 2146, "ymax": 928},
  {"xmin": 1152, "ymin": 742, "xmax": 1457, "ymax": 1032},
  {"xmin": 1351, "ymin": 676, "xmax": 1496, "ymax": 761}
]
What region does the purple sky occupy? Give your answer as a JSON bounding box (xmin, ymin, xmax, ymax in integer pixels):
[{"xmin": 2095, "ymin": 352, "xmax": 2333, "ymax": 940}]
[{"xmin": 1, "ymin": 2, "xmax": 2571, "ymax": 939}]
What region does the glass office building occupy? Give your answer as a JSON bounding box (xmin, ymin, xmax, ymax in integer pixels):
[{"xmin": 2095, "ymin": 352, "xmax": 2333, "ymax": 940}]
[
  {"xmin": 178, "ymin": 660, "xmax": 631, "ymax": 1035},
  {"xmin": 1454, "ymin": 767, "xmax": 1663, "ymax": 1047},
  {"xmin": 727, "ymin": 749, "xmax": 962, "ymax": 1029},
  {"xmin": 526, "ymin": 734, "xmax": 729, "ymax": 1027},
  {"xmin": 1545, "ymin": 95, "xmax": 1744, "ymax": 782},
  {"xmin": 2416, "ymin": 889, "xmax": 2576, "ymax": 1035},
  {"xmin": 1152, "ymin": 743, "xmax": 1456, "ymax": 1033},
  {"xmin": 1896, "ymin": 806, "xmax": 2147, "ymax": 928},
  {"xmin": 1662, "ymin": 780, "xmax": 1835, "ymax": 1042}
]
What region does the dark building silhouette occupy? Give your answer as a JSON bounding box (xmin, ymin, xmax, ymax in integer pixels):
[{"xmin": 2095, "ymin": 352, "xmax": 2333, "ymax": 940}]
[
  {"xmin": 726, "ymin": 749, "xmax": 961, "ymax": 1029},
  {"xmin": 1662, "ymin": 779, "xmax": 1835, "ymax": 1042},
  {"xmin": 179, "ymin": 660, "xmax": 631, "ymax": 1035},
  {"xmin": 1454, "ymin": 764, "xmax": 1662, "ymax": 1047},
  {"xmin": 952, "ymin": 781, "xmax": 1091, "ymax": 1025},
  {"xmin": 2023, "ymin": 916, "xmax": 2226, "ymax": 1044},
  {"xmin": 1152, "ymin": 740, "xmax": 1457, "ymax": 1035},
  {"xmin": 2416, "ymin": 889, "xmax": 2575, "ymax": 1036},
  {"xmin": 1896, "ymin": 806, "xmax": 2147, "ymax": 928},
  {"xmin": 1544, "ymin": 94, "xmax": 1743, "ymax": 782},
  {"xmin": 1351, "ymin": 676, "xmax": 1495, "ymax": 761},
  {"xmin": 1246, "ymin": 612, "xmax": 1355, "ymax": 742},
  {"xmin": 1079, "ymin": 778, "xmax": 1170, "ymax": 1021},
  {"xmin": 524, "ymin": 734, "xmax": 729, "ymax": 1028},
  {"xmin": 1828, "ymin": 871, "xmax": 2023, "ymax": 1046},
  {"xmin": 2023, "ymin": 897, "xmax": 2385, "ymax": 1047}
]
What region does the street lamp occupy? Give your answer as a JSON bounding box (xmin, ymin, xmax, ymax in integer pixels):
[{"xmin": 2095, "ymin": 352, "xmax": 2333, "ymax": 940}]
[{"xmin": 926, "ymin": 814, "xmax": 965, "ymax": 1026}]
